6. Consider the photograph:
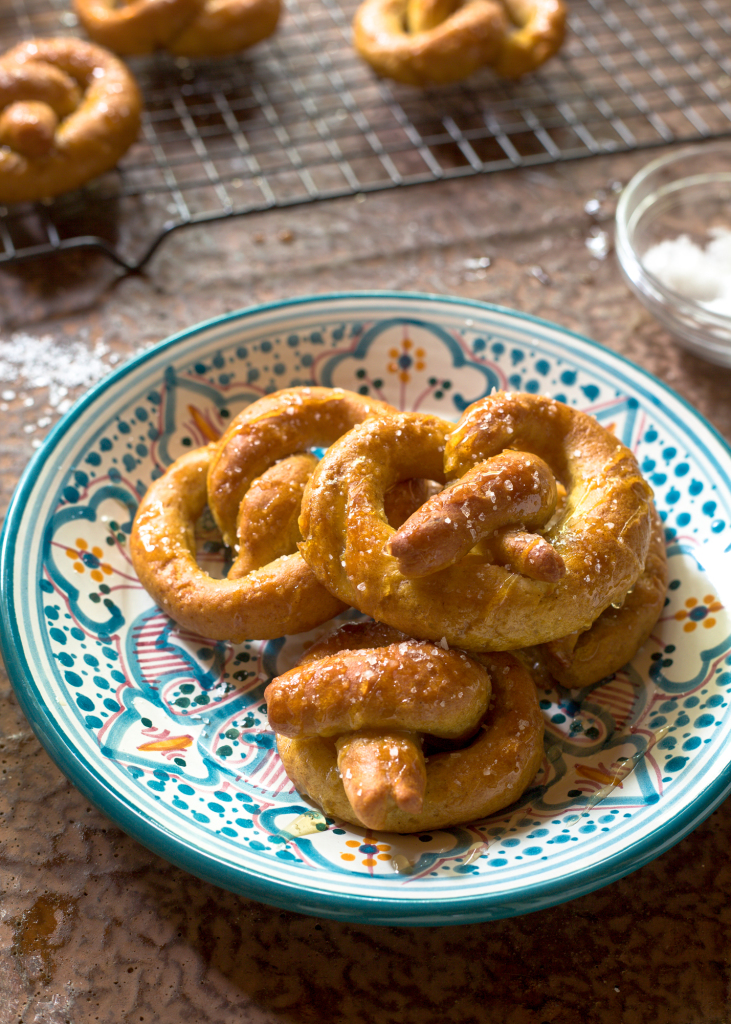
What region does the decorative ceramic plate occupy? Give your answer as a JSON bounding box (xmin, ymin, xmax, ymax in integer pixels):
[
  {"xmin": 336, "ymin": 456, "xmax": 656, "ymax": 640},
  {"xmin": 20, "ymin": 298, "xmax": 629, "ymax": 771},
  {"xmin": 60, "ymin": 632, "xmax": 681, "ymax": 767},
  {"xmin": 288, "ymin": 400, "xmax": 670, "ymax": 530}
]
[{"xmin": 2, "ymin": 293, "xmax": 731, "ymax": 927}]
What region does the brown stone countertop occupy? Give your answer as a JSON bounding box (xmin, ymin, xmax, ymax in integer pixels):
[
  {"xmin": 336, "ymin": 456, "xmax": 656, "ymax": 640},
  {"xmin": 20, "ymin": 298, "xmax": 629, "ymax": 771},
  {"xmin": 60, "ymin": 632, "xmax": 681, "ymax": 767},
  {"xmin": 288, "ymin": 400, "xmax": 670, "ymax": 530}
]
[{"xmin": 1, "ymin": 147, "xmax": 731, "ymax": 1024}]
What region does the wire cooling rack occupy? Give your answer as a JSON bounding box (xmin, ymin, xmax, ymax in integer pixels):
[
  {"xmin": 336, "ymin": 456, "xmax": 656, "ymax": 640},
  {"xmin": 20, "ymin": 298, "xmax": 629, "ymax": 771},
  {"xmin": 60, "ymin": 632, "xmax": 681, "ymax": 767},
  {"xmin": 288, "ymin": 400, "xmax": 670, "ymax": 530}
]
[{"xmin": 2, "ymin": 0, "xmax": 731, "ymax": 270}]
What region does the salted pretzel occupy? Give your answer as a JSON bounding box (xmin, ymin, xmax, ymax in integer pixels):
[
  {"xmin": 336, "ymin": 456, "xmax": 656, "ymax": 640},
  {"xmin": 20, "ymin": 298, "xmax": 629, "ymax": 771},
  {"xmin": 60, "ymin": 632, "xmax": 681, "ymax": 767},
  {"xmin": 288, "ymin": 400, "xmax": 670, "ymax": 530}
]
[
  {"xmin": 130, "ymin": 443, "xmax": 345, "ymax": 640},
  {"xmin": 0, "ymin": 38, "xmax": 142, "ymax": 203},
  {"xmin": 299, "ymin": 394, "xmax": 655, "ymax": 652},
  {"xmin": 73, "ymin": 0, "xmax": 281, "ymax": 57},
  {"xmin": 131, "ymin": 387, "xmax": 397, "ymax": 641},
  {"xmin": 524, "ymin": 504, "xmax": 669, "ymax": 688},
  {"xmin": 352, "ymin": 0, "xmax": 566, "ymax": 87},
  {"xmin": 266, "ymin": 622, "xmax": 544, "ymax": 832}
]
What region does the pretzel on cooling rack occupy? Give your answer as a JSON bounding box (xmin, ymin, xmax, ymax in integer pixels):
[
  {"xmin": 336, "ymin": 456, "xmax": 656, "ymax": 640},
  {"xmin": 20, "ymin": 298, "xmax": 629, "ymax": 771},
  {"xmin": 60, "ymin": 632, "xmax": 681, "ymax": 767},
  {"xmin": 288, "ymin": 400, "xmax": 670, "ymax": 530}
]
[
  {"xmin": 73, "ymin": 0, "xmax": 281, "ymax": 57},
  {"xmin": 0, "ymin": 37, "xmax": 142, "ymax": 203},
  {"xmin": 130, "ymin": 387, "xmax": 398, "ymax": 641},
  {"xmin": 299, "ymin": 393, "xmax": 656, "ymax": 652},
  {"xmin": 266, "ymin": 621, "xmax": 544, "ymax": 832},
  {"xmin": 352, "ymin": 0, "xmax": 566, "ymax": 86}
]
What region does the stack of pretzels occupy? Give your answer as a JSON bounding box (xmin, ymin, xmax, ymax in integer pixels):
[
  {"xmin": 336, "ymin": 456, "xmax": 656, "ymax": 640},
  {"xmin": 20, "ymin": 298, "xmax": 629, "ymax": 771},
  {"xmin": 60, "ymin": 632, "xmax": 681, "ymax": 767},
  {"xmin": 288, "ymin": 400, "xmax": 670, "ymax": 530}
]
[{"xmin": 131, "ymin": 384, "xmax": 668, "ymax": 832}]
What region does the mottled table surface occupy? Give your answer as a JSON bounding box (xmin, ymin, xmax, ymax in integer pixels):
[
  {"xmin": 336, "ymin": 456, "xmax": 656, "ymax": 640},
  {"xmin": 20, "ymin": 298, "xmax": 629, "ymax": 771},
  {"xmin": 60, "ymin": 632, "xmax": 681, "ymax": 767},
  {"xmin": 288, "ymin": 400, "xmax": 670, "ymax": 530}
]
[{"xmin": 2, "ymin": 147, "xmax": 731, "ymax": 1024}]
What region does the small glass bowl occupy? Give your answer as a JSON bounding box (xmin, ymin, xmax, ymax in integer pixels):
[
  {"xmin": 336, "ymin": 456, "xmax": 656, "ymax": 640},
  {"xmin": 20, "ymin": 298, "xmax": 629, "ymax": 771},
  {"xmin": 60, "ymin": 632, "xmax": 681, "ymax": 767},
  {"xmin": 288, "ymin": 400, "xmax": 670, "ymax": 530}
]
[{"xmin": 615, "ymin": 141, "xmax": 731, "ymax": 366}]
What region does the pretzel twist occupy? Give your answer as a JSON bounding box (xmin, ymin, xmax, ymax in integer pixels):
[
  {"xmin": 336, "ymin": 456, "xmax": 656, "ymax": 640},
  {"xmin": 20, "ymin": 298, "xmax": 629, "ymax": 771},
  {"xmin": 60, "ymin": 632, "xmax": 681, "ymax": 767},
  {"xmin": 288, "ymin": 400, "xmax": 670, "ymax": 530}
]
[
  {"xmin": 267, "ymin": 622, "xmax": 544, "ymax": 832},
  {"xmin": 298, "ymin": 394, "xmax": 655, "ymax": 651},
  {"xmin": 73, "ymin": 0, "xmax": 281, "ymax": 57},
  {"xmin": 0, "ymin": 38, "xmax": 142, "ymax": 203},
  {"xmin": 352, "ymin": 0, "xmax": 566, "ymax": 86},
  {"xmin": 388, "ymin": 448, "xmax": 566, "ymax": 582},
  {"xmin": 131, "ymin": 387, "xmax": 397, "ymax": 641}
]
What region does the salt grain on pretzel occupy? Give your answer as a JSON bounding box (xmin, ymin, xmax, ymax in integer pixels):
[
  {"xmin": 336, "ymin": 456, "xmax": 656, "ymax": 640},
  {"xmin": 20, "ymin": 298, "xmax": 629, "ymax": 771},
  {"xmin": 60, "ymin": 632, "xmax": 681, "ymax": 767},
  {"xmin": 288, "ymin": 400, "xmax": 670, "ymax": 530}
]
[
  {"xmin": 74, "ymin": 0, "xmax": 281, "ymax": 57},
  {"xmin": 0, "ymin": 37, "xmax": 142, "ymax": 203},
  {"xmin": 352, "ymin": 0, "xmax": 566, "ymax": 86},
  {"xmin": 267, "ymin": 622, "xmax": 544, "ymax": 832}
]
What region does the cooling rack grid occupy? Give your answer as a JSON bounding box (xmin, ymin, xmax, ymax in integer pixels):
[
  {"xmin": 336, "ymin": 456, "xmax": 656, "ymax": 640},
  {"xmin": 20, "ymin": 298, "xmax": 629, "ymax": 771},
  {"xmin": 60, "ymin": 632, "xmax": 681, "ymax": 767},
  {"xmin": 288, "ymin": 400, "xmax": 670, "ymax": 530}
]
[{"xmin": 2, "ymin": 0, "xmax": 731, "ymax": 269}]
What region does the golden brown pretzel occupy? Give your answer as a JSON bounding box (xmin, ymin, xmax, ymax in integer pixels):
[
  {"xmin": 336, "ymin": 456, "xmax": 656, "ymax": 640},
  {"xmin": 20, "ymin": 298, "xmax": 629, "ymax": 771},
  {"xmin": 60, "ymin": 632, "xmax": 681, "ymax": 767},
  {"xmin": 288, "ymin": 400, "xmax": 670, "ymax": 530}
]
[
  {"xmin": 352, "ymin": 0, "xmax": 565, "ymax": 86},
  {"xmin": 524, "ymin": 504, "xmax": 669, "ymax": 687},
  {"xmin": 298, "ymin": 394, "xmax": 655, "ymax": 651},
  {"xmin": 268, "ymin": 622, "xmax": 544, "ymax": 831},
  {"xmin": 207, "ymin": 386, "xmax": 397, "ymax": 550},
  {"xmin": 130, "ymin": 443, "xmax": 344, "ymax": 642},
  {"xmin": 73, "ymin": 0, "xmax": 281, "ymax": 57},
  {"xmin": 0, "ymin": 37, "xmax": 142, "ymax": 203}
]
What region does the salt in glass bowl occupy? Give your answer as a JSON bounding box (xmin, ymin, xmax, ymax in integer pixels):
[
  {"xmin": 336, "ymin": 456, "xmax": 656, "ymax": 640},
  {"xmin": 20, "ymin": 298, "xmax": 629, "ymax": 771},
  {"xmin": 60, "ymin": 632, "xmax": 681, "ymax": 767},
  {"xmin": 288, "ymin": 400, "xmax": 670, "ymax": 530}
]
[{"xmin": 615, "ymin": 141, "xmax": 731, "ymax": 367}]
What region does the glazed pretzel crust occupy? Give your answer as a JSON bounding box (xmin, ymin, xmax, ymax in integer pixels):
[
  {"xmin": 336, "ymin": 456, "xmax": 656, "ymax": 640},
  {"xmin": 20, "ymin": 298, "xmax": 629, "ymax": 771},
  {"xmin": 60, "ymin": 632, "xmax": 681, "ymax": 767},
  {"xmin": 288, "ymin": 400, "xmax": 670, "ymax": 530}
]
[
  {"xmin": 0, "ymin": 37, "xmax": 142, "ymax": 203},
  {"xmin": 272, "ymin": 626, "xmax": 544, "ymax": 833},
  {"xmin": 73, "ymin": 0, "xmax": 281, "ymax": 57},
  {"xmin": 352, "ymin": 0, "xmax": 565, "ymax": 86},
  {"xmin": 298, "ymin": 395, "xmax": 655, "ymax": 651}
]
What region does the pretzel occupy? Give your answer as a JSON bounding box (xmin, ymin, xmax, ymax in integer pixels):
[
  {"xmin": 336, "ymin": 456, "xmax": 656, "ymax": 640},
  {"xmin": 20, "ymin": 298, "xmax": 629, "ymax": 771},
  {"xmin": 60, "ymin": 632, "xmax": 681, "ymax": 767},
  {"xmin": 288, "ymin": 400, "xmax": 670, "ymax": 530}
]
[
  {"xmin": 524, "ymin": 504, "xmax": 669, "ymax": 687},
  {"xmin": 0, "ymin": 38, "xmax": 142, "ymax": 203},
  {"xmin": 131, "ymin": 387, "xmax": 397, "ymax": 641},
  {"xmin": 130, "ymin": 443, "xmax": 345, "ymax": 641},
  {"xmin": 352, "ymin": 0, "xmax": 566, "ymax": 86},
  {"xmin": 267, "ymin": 622, "xmax": 544, "ymax": 832},
  {"xmin": 298, "ymin": 394, "xmax": 655, "ymax": 651},
  {"xmin": 73, "ymin": 0, "xmax": 281, "ymax": 57}
]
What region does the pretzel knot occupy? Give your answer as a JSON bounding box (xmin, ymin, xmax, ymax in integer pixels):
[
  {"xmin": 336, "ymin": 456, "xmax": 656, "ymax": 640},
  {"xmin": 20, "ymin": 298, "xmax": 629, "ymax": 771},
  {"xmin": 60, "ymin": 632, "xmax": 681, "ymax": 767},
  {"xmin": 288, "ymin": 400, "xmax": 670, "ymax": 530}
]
[
  {"xmin": 266, "ymin": 622, "xmax": 545, "ymax": 832},
  {"xmin": 130, "ymin": 387, "xmax": 396, "ymax": 641},
  {"xmin": 0, "ymin": 38, "xmax": 142, "ymax": 203},
  {"xmin": 352, "ymin": 0, "xmax": 566, "ymax": 86},
  {"xmin": 299, "ymin": 393, "xmax": 656, "ymax": 652},
  {"xmin": 73, "ymin": 0, "xmax": 281, "ymax": 57}
]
